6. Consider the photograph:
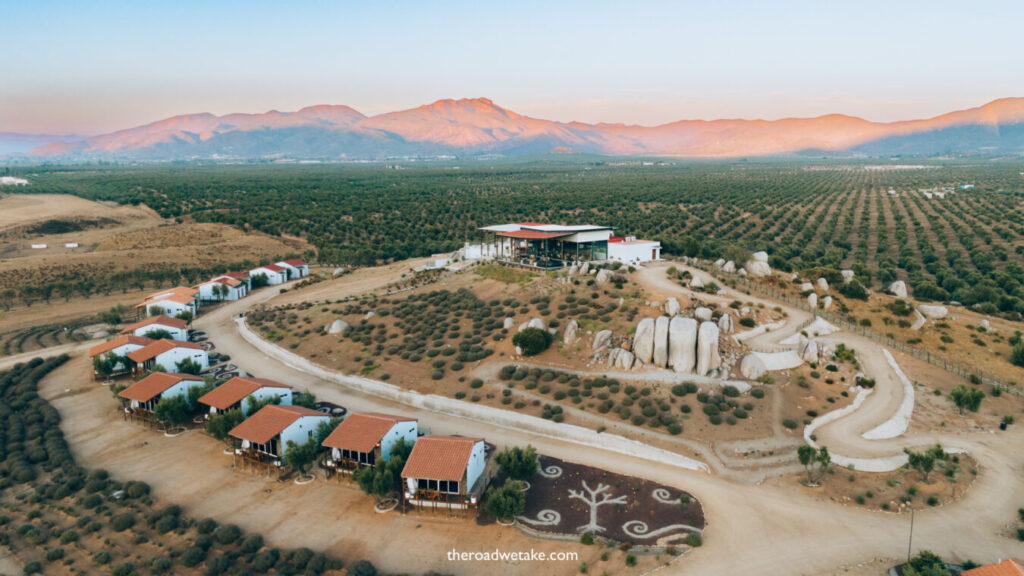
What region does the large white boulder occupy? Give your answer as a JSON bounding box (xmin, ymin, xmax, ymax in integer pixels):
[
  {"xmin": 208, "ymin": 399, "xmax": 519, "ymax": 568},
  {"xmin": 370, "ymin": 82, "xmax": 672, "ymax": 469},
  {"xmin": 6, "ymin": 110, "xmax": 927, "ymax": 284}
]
[
  {"xmin": 800, "ymin": 282, "xmax": 814, "ymax": 292},
  {"xmin": 592, "ymin": 329, "xmax": 613, "ymax": 352},
  {"xmin": 327, "ymin": 319, "xmax": 350, "ymax": 335},
  {"xmin": 663, "ymin": 297, "xmax": 681, "ymax": 317},
  {"xmin": 579, "ymin": 262, "xmax": 590, "ymax": 275},
  {"xmin": 816, "ymin": 277, "xmax": 830, "ymax": 292},
  {"xmin": 503, "ymin": 317, "xmax": 516, "ymax": 330},
  {"xmin": 714, "ymin": 258, "xmax": 726, "ymax": 268},
  {"xmin": 723, "ymin": 260, "xmax": 736, "ymax": 273},
  {"xmin": 528, "ymin": 318, "xmax": 546, "ymax": 330},
  {"xmin": 690, "ymin": 276, "xmax": 704, "ymax": 289},
  {"xmin": 888, "ymin": 281, "xmax": 908, "ymax": 298},
  {"xmin": 563, "ymin": 319, "xmax": 579, "ymax": 345},
  {"xmin": 669, "ymin": 317, "xmax": 698, "ymax": 373},
  {"xmin": 632, "ymin": 318, "xmax": 656, "ymax": 364},
  {"xmin": 917, "ymin": 305, "xmax": 948, "ymax": 320},
  {"xmin": 653, "ymin": 316, "xmax": 670, "ymax": 368},
  {"xmin": 607, "ymin": 348, "xmax": 635, "ymax": 370},
  {"xmin": 980, "ymin": 319, "xmax": 993, "ymax": 331},
  {"xmin": 805, "ymin": 316, "xmax": 839, "ymax": 337},
  {"xmin": 822, "ymin": 296, "xmax": 833, "ymax": 310},
  {"xmin": 800, "ymin": 339, "xmax": 819, "ymax": 363},
  {"xmin": 745, "ymin": 251, "xmax": 772, "ymax": 277},
  {"xmin": 841, "ymin": 269, "xmax": 855, "ymax": 283},
  {"xmin": 596, "ymin": 269, "xmax": 614, "ymax": 283},
  {"xmin": 696, "ymin": 321, "xmax": 721, "ymax": 376},
  {"xmin": 718, "ymin": 312, "xmax": 734, "ymax": 334},
  {"xmin": 695, "ymin": 306, "xmax": 713, "ymax": 322},
  {"xmin": 568, "ymin": 264, "xmax": 579, "ymax": 276},
  {"xmin": 739, "ymin": 354, "xmax": 767, "ymax": 380},
  {"xmin": 807, "ymin": 293, "xmax": 818, "ymax": 309}
]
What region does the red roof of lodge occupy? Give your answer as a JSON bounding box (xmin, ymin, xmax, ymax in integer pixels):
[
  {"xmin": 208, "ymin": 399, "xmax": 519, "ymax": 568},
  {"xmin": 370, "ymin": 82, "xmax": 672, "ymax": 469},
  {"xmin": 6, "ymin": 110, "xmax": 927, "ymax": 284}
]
[
  {"xmin": 119, "ymin": 372, "xmax": 203, "ymax": 402},
  {"xmin": 89, "ymin": 335, "xmax": 154, "ymax": 357},
  {"xmin": 197, "ymin": 377, "xmax": 292, "ymax": 411},
  {"xmin": 224, "ymin": 271, "xmax": 250, "ymax": 279},
  {"xmin": 322, "ymin": 412, "xmax": 416, "ymax": 453},
  {"xmin": 229, "ymin": 404, "xmax": 328, "ymax": 444},
  {"xmin": 126, "ymin": 339, "xmax": 205, "ymax": 363},
  {"xmin": 120, "ymin": 315, "xmax": 189, "ymax": 334},
  {"xmin": 962, "ymin": 560, "xmax": 1024, "ymax": 576},
  {"xmin": 281, "ymin": 259, "xmax": 307, "ymax": 266},
  {"xmin": 496, "ymin": 230, "xmax": 571, "ymax": 240},
  {"xmin": 262, "ymin": 264, "xmax": 286, "ymax": 272},
  {"xmin": 401, "ymin": 435, "xmax": 483, "ymax": 481},
  {"xmin": 609, "ymin": 235, "xmax": 625, "ymax": 243}
]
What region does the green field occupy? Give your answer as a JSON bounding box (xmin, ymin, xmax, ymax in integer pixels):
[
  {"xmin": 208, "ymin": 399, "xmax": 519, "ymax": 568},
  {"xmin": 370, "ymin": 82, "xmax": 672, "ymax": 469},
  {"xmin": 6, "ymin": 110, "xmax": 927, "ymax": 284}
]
[{"xmin": 12, "ymin": 159, "xmax": 1024, "ymax": 316}]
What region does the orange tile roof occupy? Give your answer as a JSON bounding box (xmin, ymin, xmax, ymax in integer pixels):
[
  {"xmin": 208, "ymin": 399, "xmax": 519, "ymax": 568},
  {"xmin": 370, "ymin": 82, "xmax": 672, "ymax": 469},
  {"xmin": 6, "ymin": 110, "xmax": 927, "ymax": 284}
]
[
  {"xmin": 135, "ymin": 293, "xmax": 197, "ymax": 309},
  {"xmin": 224, "ymin": 271, "xmax": 250, "ymax": 280},
  {"xmin": 197, "ymin": 377, "xmax": 292, "ymax": 411},
  {"xmin": 281, "ymin": 259, "xmax": 307, "ymax": 266},
  {"xmin": 401, "ymin": 436, "xmax": 483, "ymax": 481},
  {"xmin": 126, "ymin": 339, "xmax": 205, "ymax": 363},
  {"xmin": 89, "ymin": 335, "xmax": 153, "ymax": 357},
  {"xmin": 197, "ymin": 276, "xmax": 242, "ymax": 288},
  {"xmin": 963, "ymin": 560, "xmax": 1024, "ymax": 576},
  {"xmin": 118, "ymin": 372, "xmax": 203, "ymax": 402},
  {"xmin": 120, "ymin": 315, "xmax": 189, "ymax": 334},
  {"xmin": 229, "ymin": 404, "xmax": 328, "ymax": 444},
  {"xmin": 146, "ymin": 286, "xmax": 198, "ymax": 299},
  {"xmin": 322, "ymin": 412, "xmax": 416, "ymax": 453}
]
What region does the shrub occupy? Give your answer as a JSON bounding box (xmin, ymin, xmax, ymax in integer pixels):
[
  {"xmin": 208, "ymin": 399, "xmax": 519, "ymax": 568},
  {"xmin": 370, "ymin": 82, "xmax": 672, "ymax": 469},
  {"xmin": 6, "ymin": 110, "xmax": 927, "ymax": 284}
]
[
  {"xmin": 782, "ymin": 419, "xmax": 798, "ymax": 430},
  {"xmin": 92, "ymin": 552, "xmax": 111, "ymax": 565},
  {"xmin": 738, "ymin": 317, "xmax": 756, "ymax": 327},
  {"xmin": 751, "ymin": 388, "xmax": 765, "ymax": 399},
  {"xmin": 149, "ymin": 556, "xmax": 173, "ymax": 574},
  {"xmin": 45, "ymin": 548, "xmax": 65, "ymax": 561},
  {"xmin": 685, "ymin": 533, "xmax": 703, "ymax": 547},
  {"xmin": 213, "ymin": 524, "xmax": 242, "ymax": 545},
  {"xmin": 112, "ymin": 563, "xmax": 135, "ymax": 576},
  {"xmin": 196, "ymin": 518, "xmax": 218, "ymax": 534},
  {"xmin": 23, "ymin": 562, "xmax": 42, "ymax": 575},
  {"xmin": 349, "ymin": 560, "xmax": 380, "ymax": 576},
  {"xmin": 495, "ymin": 445, "xmax": 539, "ymax": 481},
  {"xmin": 110, "ymin": 513, "xmax": 135, "ymax": 532},
  {"xmin": 181, "ymin": 546, "xmax": 207, "ymax": 567},
  {"xmin": 512, "ymin": 327, "xmax": 553, "ymax": 356}
]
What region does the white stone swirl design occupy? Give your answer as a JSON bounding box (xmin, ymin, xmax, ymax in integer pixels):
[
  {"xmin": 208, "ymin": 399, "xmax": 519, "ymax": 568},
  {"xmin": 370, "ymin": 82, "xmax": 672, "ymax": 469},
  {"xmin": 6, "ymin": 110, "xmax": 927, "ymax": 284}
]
[
  {"xmin": 652, "ymin": 488, "xmax": 677, "ymax": 504},
  {"xmin": 517, "ymin": 510, "xmax": 561, "ymax": 527},
  {"xmin": 622, "ymin": 520, "xmax": 702, "ymax": 540},
  {"xmin": 538, "ymin": 464, "xmax": 563, "ymax": 478}
]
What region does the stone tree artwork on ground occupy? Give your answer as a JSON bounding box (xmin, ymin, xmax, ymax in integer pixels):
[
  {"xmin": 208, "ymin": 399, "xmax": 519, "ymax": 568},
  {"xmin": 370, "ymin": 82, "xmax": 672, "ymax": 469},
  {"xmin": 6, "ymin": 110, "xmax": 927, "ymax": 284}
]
[{"xmin": 569, "ymin": 481, "xmax": 629, "ymax": 534}]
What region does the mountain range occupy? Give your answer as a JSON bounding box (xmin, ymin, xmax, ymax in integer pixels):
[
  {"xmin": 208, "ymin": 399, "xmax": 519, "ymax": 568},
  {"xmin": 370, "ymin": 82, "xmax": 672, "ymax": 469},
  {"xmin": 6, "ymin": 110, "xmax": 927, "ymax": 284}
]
[{"xmin": 18, "ymin": 97, "xmax": 1024, "ymax": 160}]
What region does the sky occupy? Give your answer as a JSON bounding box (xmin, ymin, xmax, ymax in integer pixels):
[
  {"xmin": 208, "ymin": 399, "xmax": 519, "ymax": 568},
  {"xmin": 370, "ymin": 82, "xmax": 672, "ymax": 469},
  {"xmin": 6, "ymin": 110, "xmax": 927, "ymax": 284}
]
[{"xmin": 2, "ymin": 0, "xmax": 1023, "ymax": 135}]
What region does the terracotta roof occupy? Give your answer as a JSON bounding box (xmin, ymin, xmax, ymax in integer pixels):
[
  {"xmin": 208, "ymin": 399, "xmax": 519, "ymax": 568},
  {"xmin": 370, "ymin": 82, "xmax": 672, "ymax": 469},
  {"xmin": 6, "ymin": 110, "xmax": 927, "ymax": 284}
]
[
  {"xmin": 126, "ymin": 339, "xmax": 205, "ymax": 363},
  {"xmin": 120, "ymin": 315, "xmax": 189, "ymax": 334},
  {"xmin": 197, "ymin": 276, "xmax": 242, "ymax": 287},
  {"xmin": 147, "ymin": 286, "xmax": 198, "ymax": 300},
  {"xmin": 197, "ymin": 377, "xmax": 292, "ymax": 411},
  {"xmin": 257, "ymin": 264, "xmax": 286, "ymax": 273},
  {"xmin": 963, "ymin": 560, "xmax": 1024, "ymax": 576},
  {"xmin": 281, "ymin": 259, "xmax": 307, "ymax": 266},
  {"xmin": 118, "ymin": 372, "xmax": 203, "ymax": 402},
  {"xmin": 89, "ymin": 335, "xmax": 154, "ymax": 357},
  {"xmin": 401, "ymin": 436, "xmax": 483, "ymax": 481},
  {"xmin": 229, "ymin": 404, "xmax": 328, "ymax": 444},
  {"xmin": 496, "ymin": 230, "xmax": 571, "ymax": 240},
  {"xmin": 224, "ymin": 271, "xmax": 250, "ymax": 279},
  {"xmin": 135, "ymin": 293, "xmax": 197, "ymax": 308},
  {"xmin": 322, "ymin": 412, "xmax": 416, "ymax": 453}
]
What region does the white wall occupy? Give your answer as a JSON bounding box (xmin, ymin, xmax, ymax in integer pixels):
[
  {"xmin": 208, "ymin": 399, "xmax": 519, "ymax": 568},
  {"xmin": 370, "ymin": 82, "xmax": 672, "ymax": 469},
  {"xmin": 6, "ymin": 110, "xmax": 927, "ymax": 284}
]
[
  {"xmin": 128, "ymin": 378, "xmax": 202, "ymax": 409},
  {"xmin": 465, "ymin": 440, "xmax": 487, "ymax": 493},
  {"xmin": 198, "ymin": 282, "xmax": 246, "ymax": 302},
  {"xmin": 279, "ymin": 414, "xmax": 330, "ymax": 457},
  {"xmin": 146, "ymin": 299, "xmax": 195, "ymax": 318},
  {"xmin": 380, "ymin": 421, "xmax": 418, "ymax": 461},
  {"xmin": 608, "ymin": 241, "xmax": 661, "ymax": 264},
  {"xmin": 132, "ymin": 324, "xmax": 189, "ymax": 341},
  {"xmin": 565, "ymin": 230, "xmax": 613, "ymax": 243},
  {"xmin": 153, "ymin": 347, "xmax": 209, "ymax": 371},
  {"xmin": 95, "ymin": 343, "xmax": 148, "ymax": 373},
  {"xmin": 250, "ymin": 268, "xmax": 287, "ymax": 285}
]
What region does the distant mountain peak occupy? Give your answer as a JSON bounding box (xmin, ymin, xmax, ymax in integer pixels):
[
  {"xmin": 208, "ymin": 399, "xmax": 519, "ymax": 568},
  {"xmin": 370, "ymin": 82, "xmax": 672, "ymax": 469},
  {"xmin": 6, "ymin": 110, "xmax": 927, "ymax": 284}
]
[{"xmin": 21, "ymin": 97, "xmax": 1024, "ymax": 160}]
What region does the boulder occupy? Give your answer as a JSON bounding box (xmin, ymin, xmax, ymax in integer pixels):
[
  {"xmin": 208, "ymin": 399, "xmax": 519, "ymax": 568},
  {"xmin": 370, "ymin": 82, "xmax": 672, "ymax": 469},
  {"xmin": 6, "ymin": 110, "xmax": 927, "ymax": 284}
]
[
  {"xmin": 739, "ymin": 354, "xmax": 767, "ymax": 380},
  {"xmin": 364, "ymin": 311, "xmax": 376, "ymax": 320},
  {"xmin": 503, "ymin": 317, "xmax": 516, "ymax": 330},
  {"xmin": 632, "ymin": 318, "xmax": 656, "ymax": 364},
  {"xmin": 980, "ymin": 319, "xmax": 993, "ymax": 331},
  {"xmin": 816, "ymin": 277, "xmax": 830, "ymax": 292},
  {"xmin": 592, "ymin": 329, "xmax": 613, "ymax": 352},
  {"xmin": 888, "ymin": 281, "xmax": 908, "ymax": 298},
  {"xmin": 723, "ymin": 260, "xmax": 736, "ymax": 273},
  {"xmin": 515, "ymin": 346, "xmax": 523, "ymax": 356},
  {"xmin": 714, "ymin": 258, "xmax": 726, "ymax": 268},
  {"xmin": 608, "ymin": 348, "xmax": 635, "ymax": 370},
  {"xmin": 333, "ymin": 267, "xmax": 346, "ymax": 276},
  {"xmin": 800, "ymin": 339, "xmax": 819, "ymax": 363},
  {"xmin": 327, "ymin": 320, "xmax": 350, "ymax": 335},
  {"xmin": 696, "ymin": 321, "xmax": 721, "ymax": 376},
  {"xmin": 695, "ymin": 306, "xmax": 713, "ymax": 322},
  {"xmin": 595, "ymin": 269, "xmax": 614, "ymax": 283},
  {"xmin": 563, "ymin": 319, "xmax": 579, "ymax": 345},
  {"xmin": 718, "ymin": 312, "xmax": 734, "ymax": 334},
  {"xmin": 568, "ymin": 264, "xmax": 579, "ymax": 276},
  {"xmin": 528, "ymin": 318, "xmax": 546, "ymax": 331},
  {"xmin": 917, "ymin": 305, "xmax": 948, "ymax": 320},
  {"xmin": 745, "ymin": 251, "xmax": 772, "ymax": 277},
  {"xmin": 841, "ymin": 269, "xmax": 855, "ymax": 283},
  {"xmin": 653, "ymin": 316, "xmax": 670, "ymax": 368},
  {"xmin": 663, "ymin": 297, "xmax": 681, "ymax": 317},
  {"xmin": 92, "ymin": 330, "xmax": 110, "ymax": 339},
  {"xmin": 669, "ymin": 317, "xmax": 698, "ymax": 373},
  {"xmin": 690, "ymin": 276, "xmax": 704, "ymax": 289},
  {"xmin": 579, "ymin": 262, "xmax": 590, "ymax": 275},
  {"xmin": 822, "ymin": 296, "xmax": 833, "ymax": 310},
  {"xmin": 738, "ymin": 269, "xmax": 747, "ymax": 277},
  {"xmin": 800, "ymin": 282, "xmax": 814, "ymax": 292},
  {"xmin": 740, "ymin": 307, "xmax": 751, "ymax": 316},
  {"xmin": 807, "ymin": 293, "xmax": 818, "ymax": 309}
]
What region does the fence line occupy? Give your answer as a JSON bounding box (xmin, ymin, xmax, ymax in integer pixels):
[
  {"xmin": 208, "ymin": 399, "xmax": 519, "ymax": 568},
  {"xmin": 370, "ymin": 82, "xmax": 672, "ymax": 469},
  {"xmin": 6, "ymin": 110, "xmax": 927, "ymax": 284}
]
[{"xmin": 684, "ymin": 261, "xmax": 1022, "ymax": 398}]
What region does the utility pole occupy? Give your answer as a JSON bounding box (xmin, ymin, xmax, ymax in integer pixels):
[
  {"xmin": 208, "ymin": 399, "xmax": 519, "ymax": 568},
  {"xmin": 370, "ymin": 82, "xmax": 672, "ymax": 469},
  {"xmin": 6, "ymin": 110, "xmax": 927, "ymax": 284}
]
[{"xmin": 906, "ymin": 507, "xmax": 915, "ymax": 564}]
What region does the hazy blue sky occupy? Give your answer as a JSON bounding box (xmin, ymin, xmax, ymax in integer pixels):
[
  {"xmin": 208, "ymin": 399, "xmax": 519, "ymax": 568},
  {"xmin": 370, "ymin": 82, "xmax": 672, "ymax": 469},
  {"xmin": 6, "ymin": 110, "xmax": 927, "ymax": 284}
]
[{"xmin": 2, "ymin": 0, "xmax": 1022, "ymax": 134}]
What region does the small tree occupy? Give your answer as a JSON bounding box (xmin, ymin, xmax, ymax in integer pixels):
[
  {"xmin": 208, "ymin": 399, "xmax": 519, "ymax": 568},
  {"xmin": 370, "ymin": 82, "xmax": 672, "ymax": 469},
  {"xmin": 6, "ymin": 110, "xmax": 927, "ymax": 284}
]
[
  {"xmin": 1011, "ymin": 343, "xmax": 1024, "ymax": 368},
  {"xmin": 175, "ymin": 358, "xmax": 203, "ymax": 375},
  {"xmin": 187, "ymin": 377, "xmax": 216, "ymax": 406},
  {"xmin": 245, "ymin": 394, "xmax": 281, "ymax": 415},
  {"xmin": 353, "ymin": 438, "xmax": 411, "ymax": 503},
  {"xmin": 512, "ymin": 327, "xmax": 553, "ymax": 356},
  {"xmin": 284, "ymin": 438, "xmax": 318, "ymax": 477},
  {"xmin": 293, "ymin": 391, "xmax": 317, "ymax": 409},
  {"xmin": 206, "ymin": 410, "xmax": 245, "ymax": 446},
  {"xmin": 153, "ymin": 396, "xmax": 192, "ymax": 430},
  {"xmin": 495, "ymin": 445, "xmax": 539, "ymax": 481},
  {"xmin": 483, "ymin": 481, "xmax": 526, "ymax": 522},
  {"xmin": 147, "ymin": 305, "xmax": 166, "ymax": 317},
  {"xmin": 93, "ymin": 354, "xmax": 119, "ymax": 378},
  {"xmin": 315, "ymin": 417, "xmax": 342, "ymax": 446},
  {"xmin": 251, "ymin": 273, "xmax": 270, "ymax": 289},
  {"xmin": 175, "ymin": 310, "xmax": 194, "ymax": 324},
  {"xmin": 949, "ymin": 385, "xmax": 984, "ymax": 415},
  {"xmin": 797, "ymin": 444, "xmax": 831, "ymax": 485},
  {"xmin": 904, "ymin": 445, "xmax": 945, "ymax": 483},
  {"xmin": 142, "ymin": 328, "xmax": 175, "ymax": 340}
]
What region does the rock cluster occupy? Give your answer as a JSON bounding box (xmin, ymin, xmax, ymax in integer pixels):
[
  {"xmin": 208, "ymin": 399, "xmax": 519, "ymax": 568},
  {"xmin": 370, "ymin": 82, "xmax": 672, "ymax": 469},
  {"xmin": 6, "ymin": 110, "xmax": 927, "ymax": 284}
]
[
  {"xmin": 327, "ymin": 319, "xmax": 350, "ymax": 335},
  {"xmin": 888, "ymin": 281, "xmax": 908, "ymax": 298},
  {"xmin": 816, "ymin": 277, "xmax": 830, "ymax": 292},
  {"xmin": 744, "ymin": 251, "xmax": 772, "ymax": 277},
  {"xmin": 917, "ymin": 305, "xmax": 948, "ymax": 320},
  {"xmin": 841, "ymin": 269, "xmax": 855, "ymax": 283},
  {"xmin": 630, "ymin": 315, "xmax": 721, "ymax": 376},
  {"xmin": 563, "ymin": 319, "xmax": 579, "ymax": 345},
  {"xmin": 595, "ymin": 269, "xmax": 614, "ymax": 283}
]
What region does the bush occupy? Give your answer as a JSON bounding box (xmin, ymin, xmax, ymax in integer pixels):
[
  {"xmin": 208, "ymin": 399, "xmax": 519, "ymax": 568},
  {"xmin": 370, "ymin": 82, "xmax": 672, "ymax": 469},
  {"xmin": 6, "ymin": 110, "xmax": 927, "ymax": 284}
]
[
  {"xmin": 512, "ymin": 327, "xmax": 553, "ymax": 356},
  {"xmin": 685, "ymin": 533, "xmax": 703, "ymax": 547},
  {"xmin": 205, "ymin": 554, "xmax": 233, "ymax": 576},
  {"xmin": 112, "ymin": 563, "xmax": 135, "ymax": 576},
  {"xmin": 23, "ymin": 562, "xmax": 42, "ymax": 575},
  {"xmin": 149, "ymin": 556, "xmax": 173, "ymax": 574},
  {"xmin": 782, "ymin": 419, "xmax": 798, "ymax": 430},
  {"xmin": 580, "ymin": 532, "xmax": 594, "ymax": 545},
  {"xmin": 213, "ymin": 524, "xmax": 242, "ymax": 545},
  {"xmin": 110, "ymin": 513, "xmax": 135, "ymax": 532},
  {"xmin": 196, "ymin": 518, "xmax": 218, "ymax": 534},
  {"xmin": 738, "ymin": 317, "xmax": 756, "ymax": 328},
  {"xmin": 92, "ymin": 551, "xmax": 111, "ymax": 565},
  {"xmin": 45, "ymin": 548, "xmax": 65, "ymax": 561},
  {"xmin": 751, "ymin": 388, "xmax": 765, "ymax": 399},
  {"xmin": 181, "ymin": 546, "xmax": 207, "ymax": 567},
  {"xmin": 349, "ymin": 560, "xmax": 379, "ymax": 576}
]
